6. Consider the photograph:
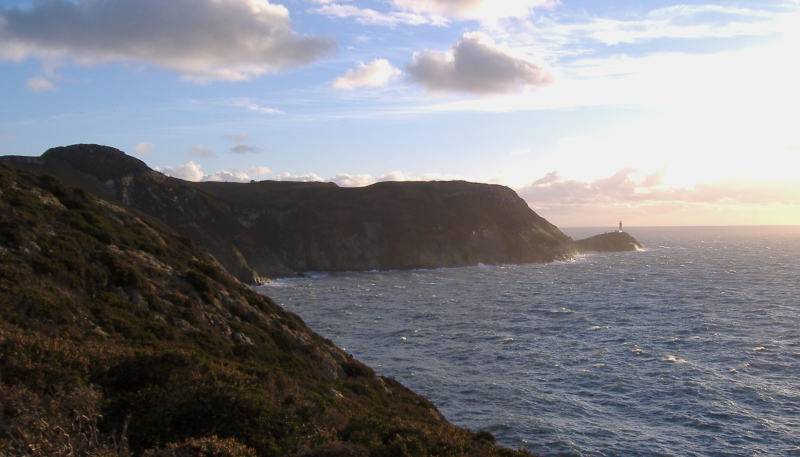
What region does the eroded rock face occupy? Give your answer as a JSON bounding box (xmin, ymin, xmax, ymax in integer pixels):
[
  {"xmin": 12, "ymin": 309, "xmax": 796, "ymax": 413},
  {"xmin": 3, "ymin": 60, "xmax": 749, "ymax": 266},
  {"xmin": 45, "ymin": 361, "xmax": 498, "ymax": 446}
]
[
  {"xmin": 3, "ymin": 144, "xmax": 577, "ymax": 280},
  {"xmin": 575, "ymin": 231, "xmax": 643, "ymax": 253}
]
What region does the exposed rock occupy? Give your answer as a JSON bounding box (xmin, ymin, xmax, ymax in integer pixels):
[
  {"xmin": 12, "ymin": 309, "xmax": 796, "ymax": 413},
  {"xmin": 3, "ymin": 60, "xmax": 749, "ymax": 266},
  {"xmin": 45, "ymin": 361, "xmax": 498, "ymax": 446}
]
[
  {"xmin": 327, "ymin": 388, "xmax": 345, "ymax": 399},
  {"xmin": 575, "ymin": 231, "xmax": 643, "ymax": 253}
]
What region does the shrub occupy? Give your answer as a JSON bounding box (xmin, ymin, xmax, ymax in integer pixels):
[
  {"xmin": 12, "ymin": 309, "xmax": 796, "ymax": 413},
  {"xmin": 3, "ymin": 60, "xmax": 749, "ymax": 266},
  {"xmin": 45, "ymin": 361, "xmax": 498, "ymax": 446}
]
[{"xmin": 142, "ymin": 436, "xmax": 257, "ymax": 457}]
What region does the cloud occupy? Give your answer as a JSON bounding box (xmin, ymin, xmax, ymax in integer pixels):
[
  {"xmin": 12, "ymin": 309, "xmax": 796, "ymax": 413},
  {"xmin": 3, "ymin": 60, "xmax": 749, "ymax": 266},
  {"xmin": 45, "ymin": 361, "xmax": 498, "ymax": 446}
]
[
  {"xmin": 231, "ymin": 100, "xmax": 285, "ymax": 114},
  {"xmin": 641, "ymin": 168, "xmax": 666, "ymax": 187},
  {"xmin": 26, "ymin": 76, "xmax": 56, "ymax": 92},
  {"xmin": 274, "ymin": 172, "xmax": 326, "ymax": 182},
  {"xmin": 329, "ymin": 173, "xmax": 375, "ymax": 187},
  {"xmin": 0, "ymin": 0, "xmax": 336, "ymax": 82},
  {"xmin": 377, "ymin": 171, "xmax": 411, "ymax": 182},
  {"xmin": 187, "ymin": 145, "xmax": 217, "ymax": 158},
  {"xmin": 204, "ymin": 171, "xmax": 252, "ymax": 183},
  {"xmin": 225, "ymin": 133, "xmax": 249, "ymax": 142},
  {"xmin": 245, "ymin": 166, "xmax": 272, "ymax": 178},
  {"xmin": 157, "ymin": 162, "xmax": 204, "ymax": 182},
  {"xmin": 538, "ymin": 3, "xmax": 782, "ymax": 48},
  {"xmin": 518, "ymin": 169, "xmax": 800, "ymax": 226},
  {"xmin": 517, "ymin": 169, "xmax": 800, "ymax": 209},
  {"xmin": 157, "ymin": 163, "xmax": 273, "ymax": 182},
  {"xmin": 309, "ymin": 3, "xmax": 447, "ymax": 26},
  {"xmin": 392, "ymin": 0, "xmax": 552, "ymax": 21},
  {"xmin": 132, "ymin": 142, "xmax": 153, "ymax": 157},
  {"xmin": 230, "ymin": 144, "xmax": 260, "ymax": 154},
  {"xmin": 406, "ymin": 32, "xmax": 554, "ymax": 95},
  {"xmin": 333, "ymin": 59, "xmax": 401, "ymax": 90}
]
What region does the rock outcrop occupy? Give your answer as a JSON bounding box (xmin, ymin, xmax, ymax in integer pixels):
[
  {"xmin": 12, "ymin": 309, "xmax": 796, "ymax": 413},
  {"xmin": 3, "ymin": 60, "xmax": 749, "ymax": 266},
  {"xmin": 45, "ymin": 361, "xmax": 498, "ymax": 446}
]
[
  {"xmin": 575, "ymin": 231, "xmax": 643, "ymax": 253},
  {"xmin": 3, "ymin": 144, "xmax": 576, "ymax": 281}
]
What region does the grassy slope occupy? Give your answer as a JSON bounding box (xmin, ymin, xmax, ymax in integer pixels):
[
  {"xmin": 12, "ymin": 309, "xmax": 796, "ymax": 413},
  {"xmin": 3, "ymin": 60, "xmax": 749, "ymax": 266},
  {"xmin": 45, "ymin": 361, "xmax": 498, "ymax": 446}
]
[{"xmin": 0, "ymin": 163, "xmax": 534, "ymax": 457}]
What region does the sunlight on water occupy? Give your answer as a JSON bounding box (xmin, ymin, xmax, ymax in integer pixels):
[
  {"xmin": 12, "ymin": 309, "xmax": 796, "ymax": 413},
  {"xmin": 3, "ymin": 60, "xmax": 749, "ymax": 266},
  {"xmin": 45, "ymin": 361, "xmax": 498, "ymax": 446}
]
[{"xmin": 258, "ymin": 226, "xmax": 800, "ymax": 456}]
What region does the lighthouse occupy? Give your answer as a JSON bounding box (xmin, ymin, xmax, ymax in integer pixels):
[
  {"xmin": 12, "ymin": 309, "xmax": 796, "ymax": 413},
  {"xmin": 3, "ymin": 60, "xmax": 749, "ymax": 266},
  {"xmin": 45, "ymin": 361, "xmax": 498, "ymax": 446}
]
[{"xmin": 619, "ymin": 221, "xmax": 623, "ymax": 232}]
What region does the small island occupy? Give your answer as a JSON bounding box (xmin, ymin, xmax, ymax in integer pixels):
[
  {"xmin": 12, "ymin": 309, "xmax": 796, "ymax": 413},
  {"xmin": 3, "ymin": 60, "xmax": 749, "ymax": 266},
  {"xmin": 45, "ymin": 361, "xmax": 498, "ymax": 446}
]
[{"xmin": 574, "ymin": 223, "xmax": 643, "ymax": 253}]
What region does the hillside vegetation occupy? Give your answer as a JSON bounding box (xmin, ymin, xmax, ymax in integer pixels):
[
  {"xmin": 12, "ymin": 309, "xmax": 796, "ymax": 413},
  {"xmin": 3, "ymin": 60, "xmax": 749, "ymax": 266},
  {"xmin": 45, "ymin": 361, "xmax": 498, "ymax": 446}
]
[{"xmin": 0, "ymin": 162, "xmax": 533, "ymax": 457}]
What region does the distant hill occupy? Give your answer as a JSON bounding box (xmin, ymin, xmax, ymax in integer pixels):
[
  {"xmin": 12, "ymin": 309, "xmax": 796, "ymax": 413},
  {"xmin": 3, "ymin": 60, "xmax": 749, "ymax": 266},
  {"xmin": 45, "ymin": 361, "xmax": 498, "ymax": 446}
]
[
  {"xmin": 0, "ymin": 162, "xmax": 534, "ymax": 457},
  {"xmin": 3, "ymin": 144, "xmax": 576, "ymax": 282}
]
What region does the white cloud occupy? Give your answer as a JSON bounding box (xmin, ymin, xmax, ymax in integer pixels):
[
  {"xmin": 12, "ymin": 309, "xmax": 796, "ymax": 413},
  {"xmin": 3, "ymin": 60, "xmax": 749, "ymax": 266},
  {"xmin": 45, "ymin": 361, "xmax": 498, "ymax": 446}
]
[
  {"xmin": 204, "ymin": 171, "xmax": 252, "ymax": 183},
  {"xmin": 157, "ymin": 162, "xmax": 205, "ymax": 182},
  {"xmin": 0, "ymin": 0, "xmax": 336, "ymax": 82},
  {"xmin": 26, "ymin": 76, "xmax": 56, "ymax": 92},
  {"xmin": 310, "ymin": 3, "xmax": 447, "ymax": 26},
  {"xmin": 327, "ymin": 170, "xmax": 471, "ymax": 186},
  {"xmin": 245, "ymin": 166, "xmax": 272, "ymax": 178},
  {"xmin": 333, "ymin": 59, "xmax": 401, "ymax": 90},
  {"xmin": 231, "ymin": 100, "xmax": 285, "ymax": 114},
  {"xmin": 406, "ymin": 32, "xmax": 554, "ymax": 95},
  {"xmin": 377, "ymin": 171, "xmax": 411, "ymax": 182},
  {"xmin": 329, "ymin": 173, "xmax": 375, "ymax": 187},
  {"xmin": 392, "ymin": 0, "xmax": 551, "ymax": 21},
  {"xmin": 187, "ymin": 145, "xmax": 217, "ymax": 158},
  {"xmin": 274, "ymin": 172, "xmax": 326, "ymax": 182},
  {"xmin": 132, "ymin": 142, "xmax": 153, "ymax": 156},
  {"xmin": 157, "ymin": 163, "xmax": 273, "ymax": 182}
]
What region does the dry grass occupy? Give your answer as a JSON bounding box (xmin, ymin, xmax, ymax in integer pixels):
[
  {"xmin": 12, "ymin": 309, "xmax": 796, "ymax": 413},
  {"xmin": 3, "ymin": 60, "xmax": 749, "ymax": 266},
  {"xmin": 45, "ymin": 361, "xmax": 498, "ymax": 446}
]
[{"xmin": 0, "ymin": 383, "xmax": 129, "ymax": 457}]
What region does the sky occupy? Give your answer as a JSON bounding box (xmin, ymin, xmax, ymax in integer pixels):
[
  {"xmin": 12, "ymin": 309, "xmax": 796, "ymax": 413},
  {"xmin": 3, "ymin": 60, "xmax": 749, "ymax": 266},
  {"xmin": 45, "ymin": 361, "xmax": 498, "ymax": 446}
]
[{"xmin": 1, "ymin": 0, "xmax": 799, "ymax": 227}]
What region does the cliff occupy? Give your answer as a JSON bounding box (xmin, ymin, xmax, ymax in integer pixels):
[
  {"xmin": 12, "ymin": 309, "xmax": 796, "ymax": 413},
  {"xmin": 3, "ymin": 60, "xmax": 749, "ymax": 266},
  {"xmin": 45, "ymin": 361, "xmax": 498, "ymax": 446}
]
[
  {"xmin": 0, "ymin": 162, "xmax": 532, "ymax": 456},
  {"xmin": 574, "ymin": 231, "xmax": 643, "ymax": 253},
  {"xmin": 3, "ymin": 145, "xmax": 576, "ymax": 282}
]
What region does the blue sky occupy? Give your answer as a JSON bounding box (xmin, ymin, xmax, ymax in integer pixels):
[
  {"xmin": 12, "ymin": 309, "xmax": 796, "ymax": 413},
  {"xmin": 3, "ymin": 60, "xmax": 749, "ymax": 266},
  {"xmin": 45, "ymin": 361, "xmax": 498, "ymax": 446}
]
[{"xmin": 1, "ymin": 0, "xmax": 798, "ymax": 226}]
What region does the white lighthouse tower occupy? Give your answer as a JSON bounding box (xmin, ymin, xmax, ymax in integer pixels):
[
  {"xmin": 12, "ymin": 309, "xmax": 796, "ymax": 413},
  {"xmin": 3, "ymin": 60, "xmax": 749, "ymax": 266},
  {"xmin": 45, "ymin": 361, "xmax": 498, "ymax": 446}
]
[{"xmin": 619, "ymin": 221, "xmax": 623, "ymax": 232}]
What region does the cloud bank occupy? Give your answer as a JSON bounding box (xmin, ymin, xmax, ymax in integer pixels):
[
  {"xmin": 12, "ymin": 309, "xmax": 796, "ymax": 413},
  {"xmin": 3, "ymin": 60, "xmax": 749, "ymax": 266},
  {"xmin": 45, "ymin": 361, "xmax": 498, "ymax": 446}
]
[
  {"xmin": 517, "ymin": 169, "xmax": 800, "ymax": 225},
  {"xmin": 158, "ymin": 162, "xmax": 271, "ymax": 183},
  {"xmin": 0, "ymin": 0, "xmax": 336, "ymax": 82},
  {"xmin": 406, "ymin": 32, "xmax": 554, "ymax": 95}
]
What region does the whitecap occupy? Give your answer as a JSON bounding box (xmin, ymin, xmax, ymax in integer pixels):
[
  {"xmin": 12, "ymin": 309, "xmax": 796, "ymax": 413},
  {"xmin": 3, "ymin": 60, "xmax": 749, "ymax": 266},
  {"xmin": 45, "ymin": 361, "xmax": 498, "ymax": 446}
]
[
  {"xmin": 305, "ymin": 271, "xmax": 330, "ymax": 279},
  {"xmin": 753, "ymin": 346, "xmax": 766, "ymax": 352},
  {"xmin": 662, "ymin": 354, "xmax": 688, "ymax": 363},
  {"xmin": 550, "ymin": 307, "xmax": 573, "ymax": 314}
]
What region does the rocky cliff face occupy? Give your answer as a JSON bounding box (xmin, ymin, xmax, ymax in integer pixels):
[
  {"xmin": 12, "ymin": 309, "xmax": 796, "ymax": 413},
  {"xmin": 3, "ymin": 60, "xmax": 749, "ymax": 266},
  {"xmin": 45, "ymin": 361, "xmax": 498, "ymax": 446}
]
[{"xmin": 3, "ymin": 144, "xmax": 576, "ymax": 282}]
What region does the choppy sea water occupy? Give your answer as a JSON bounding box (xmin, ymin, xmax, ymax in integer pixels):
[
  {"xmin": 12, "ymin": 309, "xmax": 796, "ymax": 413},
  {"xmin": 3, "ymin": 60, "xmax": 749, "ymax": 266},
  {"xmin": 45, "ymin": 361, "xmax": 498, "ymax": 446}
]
[{"xmin": 257, "ymin": 226, "xmax": 800, "ymax": 457}]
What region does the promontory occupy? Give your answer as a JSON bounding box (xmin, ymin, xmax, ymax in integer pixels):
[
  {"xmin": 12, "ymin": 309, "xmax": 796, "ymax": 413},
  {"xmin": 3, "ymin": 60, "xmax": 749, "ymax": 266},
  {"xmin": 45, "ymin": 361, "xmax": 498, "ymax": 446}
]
[{"xmin": 3, "ymin": 144, "xmax": 578, "ymax": 282}]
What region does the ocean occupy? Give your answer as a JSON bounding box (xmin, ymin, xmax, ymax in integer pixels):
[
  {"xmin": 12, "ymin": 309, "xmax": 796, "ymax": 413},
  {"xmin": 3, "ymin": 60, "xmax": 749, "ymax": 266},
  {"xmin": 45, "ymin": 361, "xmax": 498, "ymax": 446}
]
[{"xmin": 256, "ymin": 226, "xmax": 800, "ymax": 457}]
